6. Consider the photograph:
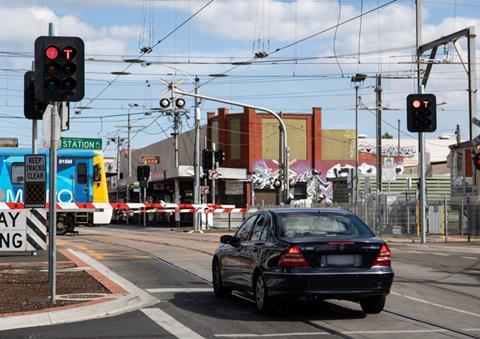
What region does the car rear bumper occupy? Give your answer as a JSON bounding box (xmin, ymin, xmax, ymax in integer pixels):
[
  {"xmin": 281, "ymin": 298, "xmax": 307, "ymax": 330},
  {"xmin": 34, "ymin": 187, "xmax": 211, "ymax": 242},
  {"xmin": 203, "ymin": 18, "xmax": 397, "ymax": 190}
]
[{"xmin": 263, "ymin": 269, "xmax": 394, "ymax": 299}]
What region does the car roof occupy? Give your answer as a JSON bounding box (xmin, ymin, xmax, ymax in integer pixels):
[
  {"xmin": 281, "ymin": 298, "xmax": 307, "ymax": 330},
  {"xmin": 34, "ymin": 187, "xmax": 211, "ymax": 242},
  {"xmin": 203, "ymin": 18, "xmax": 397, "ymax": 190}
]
[{"xmin": 259, "ymin": 208, "xmax": 353, "ymax": 216}]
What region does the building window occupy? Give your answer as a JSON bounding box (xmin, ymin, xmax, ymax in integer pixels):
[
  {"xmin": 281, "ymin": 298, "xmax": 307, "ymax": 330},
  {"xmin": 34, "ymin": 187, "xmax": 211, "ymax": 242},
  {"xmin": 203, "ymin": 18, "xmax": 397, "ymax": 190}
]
[
  {"xmin": 77, "ymin": 163, "xmax": 87, "ymax": 184},
  {"xmin": 11, "ymin": 163, "xmax": 24, "ymax": 184}
]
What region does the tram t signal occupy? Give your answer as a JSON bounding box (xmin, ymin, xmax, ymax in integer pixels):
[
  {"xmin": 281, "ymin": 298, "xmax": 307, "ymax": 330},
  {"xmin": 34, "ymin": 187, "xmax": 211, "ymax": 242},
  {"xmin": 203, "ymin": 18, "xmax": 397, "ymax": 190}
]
[
  {"xmin": 34, "ymin": 36, "xmax": 85, "ymax": 102},
  {"xmin": 406, "ymin": 94, "xmax": 437, "ymax": 133}
]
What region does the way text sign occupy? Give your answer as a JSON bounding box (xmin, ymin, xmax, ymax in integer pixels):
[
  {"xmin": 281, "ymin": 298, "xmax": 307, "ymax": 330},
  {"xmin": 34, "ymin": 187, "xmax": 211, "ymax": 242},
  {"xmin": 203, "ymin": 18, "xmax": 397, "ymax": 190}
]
[{"xmin": 0, "ymin": 210, "xmax": 47, "ymax": 251}]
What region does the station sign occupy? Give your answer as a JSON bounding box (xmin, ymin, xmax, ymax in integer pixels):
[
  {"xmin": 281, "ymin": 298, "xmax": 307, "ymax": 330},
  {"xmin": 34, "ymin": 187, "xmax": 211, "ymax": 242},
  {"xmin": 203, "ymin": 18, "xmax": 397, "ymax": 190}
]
[
  {"xmin": 61, "ymin": 137, "xmax": 102, "ymax": 150},
  {"xmin": 140, "ymin": 155, "xmax": 160, "ymax": 164},
  {"xmin": 24, "ymin": 154, "xmax": 47, "ymax": 208}
]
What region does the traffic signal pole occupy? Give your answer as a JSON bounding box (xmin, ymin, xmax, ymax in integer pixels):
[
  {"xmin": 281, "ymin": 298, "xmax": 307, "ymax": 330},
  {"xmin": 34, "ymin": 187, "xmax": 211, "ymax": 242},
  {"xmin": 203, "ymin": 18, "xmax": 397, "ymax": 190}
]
[
  {"xmin": 47, "ymin": 22, "xmax": 58, "ymax": 305},
  {"xmin": 416, "ymin": 0, "xmax": 427, "ymax": 243},
  {"xmin": 173, "ymin": 88, "xmax": 290, "ymax": 204}
]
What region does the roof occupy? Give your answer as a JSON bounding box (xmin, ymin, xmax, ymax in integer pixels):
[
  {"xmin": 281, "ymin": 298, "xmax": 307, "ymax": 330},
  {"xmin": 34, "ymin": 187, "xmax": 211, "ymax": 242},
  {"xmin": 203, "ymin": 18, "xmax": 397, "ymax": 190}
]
[{"xmin": 260, "ymin": 208, "xmax": 351, "ymax": 215}]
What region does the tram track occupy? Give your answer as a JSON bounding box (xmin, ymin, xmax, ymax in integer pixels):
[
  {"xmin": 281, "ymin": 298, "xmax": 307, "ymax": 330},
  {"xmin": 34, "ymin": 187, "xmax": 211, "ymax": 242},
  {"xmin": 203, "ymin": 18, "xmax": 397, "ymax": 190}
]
[{"xmin": 73, "ymin": 235, "xmax": 480, "ymax": 338}]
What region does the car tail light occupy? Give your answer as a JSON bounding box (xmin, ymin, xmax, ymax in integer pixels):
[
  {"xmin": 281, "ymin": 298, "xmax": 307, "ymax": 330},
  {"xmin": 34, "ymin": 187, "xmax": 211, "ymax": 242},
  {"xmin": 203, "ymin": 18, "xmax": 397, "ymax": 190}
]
[
  {"xmin": 372, "ymin": 243, "xmax": 391, "ymax": 266},
  {"xmin": 279, "ymin": 245, "xmax": 310, "ymax": 268}
]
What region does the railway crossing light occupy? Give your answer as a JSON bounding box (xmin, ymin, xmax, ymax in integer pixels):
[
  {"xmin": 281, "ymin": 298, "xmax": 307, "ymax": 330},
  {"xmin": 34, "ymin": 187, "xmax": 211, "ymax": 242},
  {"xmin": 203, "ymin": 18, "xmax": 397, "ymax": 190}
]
[
  {"xmin": 34, "ymin": 36, "xmax": 84, "ymax": 102},
  {"xmin": 406, "ymin": 94, "xmax": 437, "ymax": 133},
  {"xmin": 24, "ymin": 71, "xmax": 46, "ymax": 120},
  {"xmin": 215, "ymin": 149, "xmax": 225, "ymax": 166},
  {"xmin": 202, "ymin": 149, "xmax": 214, "ymax": 173}
]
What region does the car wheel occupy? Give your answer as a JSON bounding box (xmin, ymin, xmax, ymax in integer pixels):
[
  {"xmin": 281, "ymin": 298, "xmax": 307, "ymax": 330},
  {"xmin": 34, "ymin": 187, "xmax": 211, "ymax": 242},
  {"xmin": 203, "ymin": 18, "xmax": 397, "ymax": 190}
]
[
  {"xmin": 212, "ymin": 259, "xmax": 231, "ymax": 298},
  {"xmin": 360, "ymin": 295, "xmax": 386, "ymax": 314},
  {"xmin": 254, "ymin": 274, "xmax": 275, "ymax": 315}
]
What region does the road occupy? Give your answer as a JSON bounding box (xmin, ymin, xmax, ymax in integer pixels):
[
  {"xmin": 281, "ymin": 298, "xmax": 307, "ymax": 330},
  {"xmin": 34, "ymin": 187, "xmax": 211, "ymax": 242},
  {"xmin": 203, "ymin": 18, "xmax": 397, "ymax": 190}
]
[{"xmin": 4, "ymin": 225, "xmax": 480, "ymax": 338}]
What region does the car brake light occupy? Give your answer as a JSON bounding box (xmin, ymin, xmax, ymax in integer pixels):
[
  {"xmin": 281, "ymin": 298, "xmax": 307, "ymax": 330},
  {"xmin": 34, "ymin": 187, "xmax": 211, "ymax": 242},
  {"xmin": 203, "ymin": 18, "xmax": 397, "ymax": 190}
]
[
  {"xmin": 279, "ymin": 245, "xmax": 310, "ymax": 268},
  {"xmin": 372, "ymin": 243, "xmax": 391, "ymax": 266}
]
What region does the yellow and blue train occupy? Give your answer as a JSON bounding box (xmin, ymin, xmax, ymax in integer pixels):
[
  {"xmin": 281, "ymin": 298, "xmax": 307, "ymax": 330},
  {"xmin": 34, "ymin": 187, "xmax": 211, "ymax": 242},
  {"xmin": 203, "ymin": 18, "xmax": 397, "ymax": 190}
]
[{"xmin": 0, "ymin": 148, "xmax": 112, "ymax": 233}]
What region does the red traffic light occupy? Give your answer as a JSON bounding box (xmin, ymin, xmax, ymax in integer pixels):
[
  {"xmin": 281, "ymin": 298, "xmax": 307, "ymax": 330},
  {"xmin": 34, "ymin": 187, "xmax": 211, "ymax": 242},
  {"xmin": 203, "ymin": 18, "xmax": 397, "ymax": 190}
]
[
  {"xmin": 412, "ymin": 99, "xmax": 421, "ymax": 108},
  {"xmin": 45, "ymin": 46, "xmax": 59, "ymax": 60}
]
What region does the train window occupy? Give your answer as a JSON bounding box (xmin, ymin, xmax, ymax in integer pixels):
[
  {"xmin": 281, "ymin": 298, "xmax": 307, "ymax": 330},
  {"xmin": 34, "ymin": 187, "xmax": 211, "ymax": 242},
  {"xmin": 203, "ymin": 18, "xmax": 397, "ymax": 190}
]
[
  {"xmin": 77, "ymin": 163, "xmax": 87, "ymax": 184},
  {"xmin": 93, "ymin": 164, "xmax": 101, "ymax": 182},
  {"xmin": 11, "ymin": 163, "xmax": 24, "ymax": 184}
]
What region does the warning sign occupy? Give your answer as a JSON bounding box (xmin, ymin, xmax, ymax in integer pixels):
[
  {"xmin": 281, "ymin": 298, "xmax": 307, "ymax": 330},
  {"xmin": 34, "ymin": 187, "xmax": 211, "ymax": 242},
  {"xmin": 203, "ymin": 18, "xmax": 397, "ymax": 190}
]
[
  {"xmin": 0, "ymin": 210, "xmax": 47, "ymax": 251},
  {"xmin": 24, "ymin": 154, "xmax": 47, "ymax": 208}
]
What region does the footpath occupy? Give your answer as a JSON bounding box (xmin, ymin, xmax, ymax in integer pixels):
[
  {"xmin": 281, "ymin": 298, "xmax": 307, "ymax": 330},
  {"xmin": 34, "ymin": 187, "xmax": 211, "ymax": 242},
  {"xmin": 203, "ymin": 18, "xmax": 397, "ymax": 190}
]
[{"xmin": 0, "ymin": 242, "xmax": 157, "ymax": 331}]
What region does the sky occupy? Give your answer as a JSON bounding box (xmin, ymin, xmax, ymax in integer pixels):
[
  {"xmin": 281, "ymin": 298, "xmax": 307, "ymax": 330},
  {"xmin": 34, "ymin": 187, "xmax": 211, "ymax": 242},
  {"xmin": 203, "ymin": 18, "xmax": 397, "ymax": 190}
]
[{"xmin": 0, "ymin": 0, "xmax": 479, "ymax": 157}]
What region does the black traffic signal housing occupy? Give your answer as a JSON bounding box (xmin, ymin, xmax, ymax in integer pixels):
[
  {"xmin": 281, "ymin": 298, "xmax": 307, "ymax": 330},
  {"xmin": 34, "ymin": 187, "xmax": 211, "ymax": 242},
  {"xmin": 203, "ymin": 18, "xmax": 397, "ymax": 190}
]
[
  {"xmin": 34, "ymin": 36, "xmax": 84, "ymax": 102},
  {"xmin": 473, "ymin": 150, "xmax": 480, "ymax": 171},
  {"xmin": 24, "ymin": 71, "xmax": 47, "ymax": 120},
  {"xmin": 215, "ymin": 149, "xmax": 225, "ymax": 166},
  {"xmin": 202, "ymin": 149, "xmax": 214, "ymax": 173},
  {"xmin": 406, "ymin": 94, "xmax": 437, "ymax": 132},
  {"xmin": 137, "ymin": 165, "xmax": 150, "ymax": 188}
]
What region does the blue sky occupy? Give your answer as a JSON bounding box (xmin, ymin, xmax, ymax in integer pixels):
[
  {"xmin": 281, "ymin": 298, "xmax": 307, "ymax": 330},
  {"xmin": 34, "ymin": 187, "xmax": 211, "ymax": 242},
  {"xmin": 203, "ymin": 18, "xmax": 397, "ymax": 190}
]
[{"xmin": 0, "ymin": 0, "xmax": 479, "ymax": 156}]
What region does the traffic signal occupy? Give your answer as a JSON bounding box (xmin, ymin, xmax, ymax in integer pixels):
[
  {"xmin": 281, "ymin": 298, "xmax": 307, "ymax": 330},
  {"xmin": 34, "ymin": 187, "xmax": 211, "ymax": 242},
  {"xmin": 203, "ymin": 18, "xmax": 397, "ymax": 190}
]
[
  {"xmin": 473, "ymin": 152, "xmax": 480, "ymax": 171},
  {"xmin": 202, "ymin": 149, "xmax": 214, "ymax": 173},
  {"xmin": 24, "ymin": 71, "xmax": 47, "ymax": 120},
  {"xmin": 34, "ymin": 36, "xmax": 85, "ymax": 102},
  {"xmin": 137, "ymin": 165, "xmax": 150, "ymax": 188},
  {"xmin": 215, "ymin": 149, "xmax": 225, "ymax": 166},
  {"xmin": 406, "ymin": 94, "xmax": 437, "ymax": 132}
]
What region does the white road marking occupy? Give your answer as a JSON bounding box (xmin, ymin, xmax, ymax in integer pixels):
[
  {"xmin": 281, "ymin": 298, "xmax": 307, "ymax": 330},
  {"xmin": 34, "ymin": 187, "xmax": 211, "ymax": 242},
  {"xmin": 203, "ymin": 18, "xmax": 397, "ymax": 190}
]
[
  {"xmin": 461, "ymin": 256, "xmax": 478, "ymax": 260},
  {"xmin": 432, "ymin": 252, "xmax": 449, "ymax": 256},
  {"xmin": 406, "ymin": 250, "xmax": 423, "ymax": 254},
  {"xmin": 215, "ymin": 329, "xmax": 470, "ymax": 337},
  {"xmin": 141, "ymin": 308, "xmax": 204, "ymax": 339},
  {"xmin": 391, "ymin": 291, "xmax": 480, "ymax": 318},
  {"xmin": 146, "ymin": 287, "xmax": 212, "ymax": 293}
]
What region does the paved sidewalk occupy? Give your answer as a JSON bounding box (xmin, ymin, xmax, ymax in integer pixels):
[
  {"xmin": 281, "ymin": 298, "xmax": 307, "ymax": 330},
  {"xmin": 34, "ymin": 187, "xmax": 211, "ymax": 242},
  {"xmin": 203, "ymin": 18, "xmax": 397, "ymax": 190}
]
[{"xmin": 0, "ymin": 244, "xmax": 158, "ymax": 331}]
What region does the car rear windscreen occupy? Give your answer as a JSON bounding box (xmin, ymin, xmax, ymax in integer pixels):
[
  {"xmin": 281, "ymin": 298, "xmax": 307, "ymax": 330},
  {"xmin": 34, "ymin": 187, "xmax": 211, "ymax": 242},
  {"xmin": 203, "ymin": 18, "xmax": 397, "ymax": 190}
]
[{"xmin": 276, "ymin": 212, "xmax": 374, "ymax": 238}]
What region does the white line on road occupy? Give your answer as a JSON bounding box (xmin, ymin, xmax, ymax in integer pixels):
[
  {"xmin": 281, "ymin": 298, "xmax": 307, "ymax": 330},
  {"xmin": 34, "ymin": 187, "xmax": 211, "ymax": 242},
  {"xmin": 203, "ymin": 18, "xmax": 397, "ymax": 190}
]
[
  {"xmin": 406, "ymin": 250, "xmax": 423, "ymax": 254},
  {"xmin": 141, "ymin": 308, "xmax": 204, "ymax": 339},
  {"xmin": 432, "ymin": 252, "xmax": 449, "ymax": 256},
  {"xmin": 391, "ymin": 291, "xmax": 480, "ymax": 318},
  {"xmin": 215, "ymin": 329, "xmax": 472, "ymax": 337},
  {"xmin": 461, "ymin": 256, "xmax": 478, "ymax": 260},
  {"xmin": 146, "ymin": 287, "xmax": 212, "ymax": 293}
]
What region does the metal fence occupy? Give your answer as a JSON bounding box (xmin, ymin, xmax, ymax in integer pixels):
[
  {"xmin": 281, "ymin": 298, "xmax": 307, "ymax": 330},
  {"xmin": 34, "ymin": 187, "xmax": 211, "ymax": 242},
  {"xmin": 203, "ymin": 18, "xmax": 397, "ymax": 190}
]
[{"xmin": 211, "ymin": 196, "xmax": 480, "ymax": 240}]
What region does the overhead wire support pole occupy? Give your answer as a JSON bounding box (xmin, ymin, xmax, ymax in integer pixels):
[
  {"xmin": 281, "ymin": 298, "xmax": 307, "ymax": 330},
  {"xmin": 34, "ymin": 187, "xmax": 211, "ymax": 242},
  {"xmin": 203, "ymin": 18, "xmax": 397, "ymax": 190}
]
[
  {"xmin": 171, "ymin": 83, "xmax": 181, "ymax": 228},
  {"xmin": 173, "ymin": 88, "xmax": 290, "ymax": 203}
]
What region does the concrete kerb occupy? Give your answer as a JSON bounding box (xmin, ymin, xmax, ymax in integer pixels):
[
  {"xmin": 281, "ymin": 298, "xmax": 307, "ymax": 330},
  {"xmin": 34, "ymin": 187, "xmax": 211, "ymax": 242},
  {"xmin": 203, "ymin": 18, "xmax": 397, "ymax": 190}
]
[{"xmin": 0, "ymin": 249, "xmax": 159, "ymax": 331}]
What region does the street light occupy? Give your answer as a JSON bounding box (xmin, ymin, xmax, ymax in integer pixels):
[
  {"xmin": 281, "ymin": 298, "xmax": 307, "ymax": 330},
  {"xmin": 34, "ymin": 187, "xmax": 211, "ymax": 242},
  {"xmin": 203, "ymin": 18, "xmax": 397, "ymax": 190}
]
[{"xmin": 351, "ymin": 73, "xmax": 367, "ymax": 211}]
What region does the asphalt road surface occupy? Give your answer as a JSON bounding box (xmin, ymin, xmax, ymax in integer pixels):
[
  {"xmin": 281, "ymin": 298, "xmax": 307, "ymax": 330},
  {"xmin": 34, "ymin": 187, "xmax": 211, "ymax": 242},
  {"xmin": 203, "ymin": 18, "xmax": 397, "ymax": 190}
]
[{"xmin": 4, "ymin": 225, "xmax": 480, "ymax": 339}]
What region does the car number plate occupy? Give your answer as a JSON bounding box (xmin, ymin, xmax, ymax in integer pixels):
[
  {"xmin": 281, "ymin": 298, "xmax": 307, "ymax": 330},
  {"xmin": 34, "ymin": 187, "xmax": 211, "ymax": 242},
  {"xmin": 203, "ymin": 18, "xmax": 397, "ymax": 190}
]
[{"xmin": 326, "ymin": 254, "xmax": 361, "ymax": 266}]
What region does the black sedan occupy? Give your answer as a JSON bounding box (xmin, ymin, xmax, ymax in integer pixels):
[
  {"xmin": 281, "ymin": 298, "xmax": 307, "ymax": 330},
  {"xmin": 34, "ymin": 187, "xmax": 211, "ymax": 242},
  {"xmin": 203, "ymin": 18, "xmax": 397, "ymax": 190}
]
[{"xmin": 212, "ymin": 208, "xmax": 394, "ymax": 314}]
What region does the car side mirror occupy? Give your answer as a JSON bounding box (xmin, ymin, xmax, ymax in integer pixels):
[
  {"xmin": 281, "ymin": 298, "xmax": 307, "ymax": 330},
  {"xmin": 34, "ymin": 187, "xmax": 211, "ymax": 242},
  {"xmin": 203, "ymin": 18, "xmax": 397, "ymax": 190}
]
[{"xmin": 220, "ymin": 235, "xmax": 233, "ymax": 244}]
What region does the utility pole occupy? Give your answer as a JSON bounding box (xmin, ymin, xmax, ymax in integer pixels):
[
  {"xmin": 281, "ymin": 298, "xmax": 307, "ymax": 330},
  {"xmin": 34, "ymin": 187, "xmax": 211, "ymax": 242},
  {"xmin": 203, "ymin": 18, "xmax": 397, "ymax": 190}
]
[
  {"xmin": 354, "ymin": 84, "xmax": 359, "ymax": 211},
  {"xmin": 416, "ymin": 0, "xmax": 427, "ymax": 243},
  {"xmin": 193, "ymin": 77, "xmax": 201, "ymax": 231},
  {"xmin": 375, "ymin": 74, "xmax": 382, "ymax": 233}
]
